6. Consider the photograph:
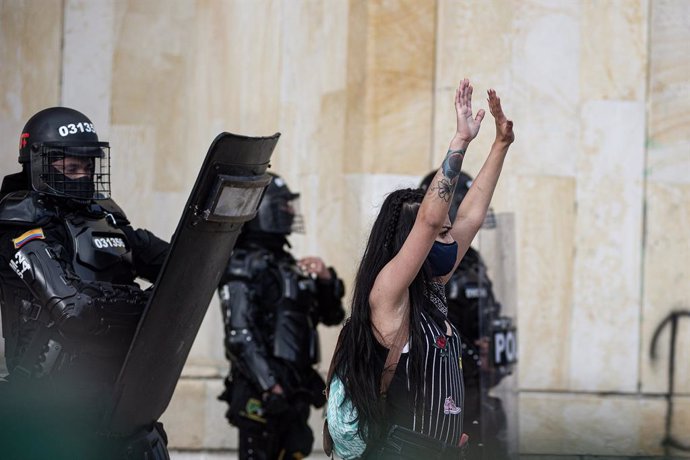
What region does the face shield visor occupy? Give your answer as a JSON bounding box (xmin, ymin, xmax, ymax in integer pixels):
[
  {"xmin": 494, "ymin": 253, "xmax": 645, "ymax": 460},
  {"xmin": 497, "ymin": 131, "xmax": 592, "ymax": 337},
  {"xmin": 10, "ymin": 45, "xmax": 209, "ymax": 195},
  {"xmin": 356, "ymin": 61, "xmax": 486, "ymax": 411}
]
[
  {"xmin": 30, "ymin": 141, "xmax": 111, "ymax": 200},
  {"xmin": 264, "ymin": 193, "xmax": 304, "ymax": 234}
]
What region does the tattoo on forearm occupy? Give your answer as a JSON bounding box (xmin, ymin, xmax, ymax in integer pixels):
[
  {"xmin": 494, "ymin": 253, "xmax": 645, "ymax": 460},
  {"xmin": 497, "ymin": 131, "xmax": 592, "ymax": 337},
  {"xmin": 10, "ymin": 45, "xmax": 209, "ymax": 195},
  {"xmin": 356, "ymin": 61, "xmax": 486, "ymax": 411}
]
[
  {"xmin": 436, "ymin": 178, "xmax": 454, "ymax": 202},
  {"xmin": 434, "ymin": 149, "xmax": 465, "ymax": 202},
  {"xmin": 442, "ymin": 149, "xmax": 465, "ymax": 180}
]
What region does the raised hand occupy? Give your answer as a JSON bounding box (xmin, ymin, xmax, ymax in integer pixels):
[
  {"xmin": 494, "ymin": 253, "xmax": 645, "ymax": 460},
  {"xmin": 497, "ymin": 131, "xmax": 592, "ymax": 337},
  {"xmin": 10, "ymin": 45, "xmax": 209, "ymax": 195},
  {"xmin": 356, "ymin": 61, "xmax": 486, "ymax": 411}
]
[
  {"xmin": 487, "ymin": 89, "xmax": 514, "ymax": 145},
  {"xmin": 455, "ymin": 78, "xmax": 485, "ymax": 143}
]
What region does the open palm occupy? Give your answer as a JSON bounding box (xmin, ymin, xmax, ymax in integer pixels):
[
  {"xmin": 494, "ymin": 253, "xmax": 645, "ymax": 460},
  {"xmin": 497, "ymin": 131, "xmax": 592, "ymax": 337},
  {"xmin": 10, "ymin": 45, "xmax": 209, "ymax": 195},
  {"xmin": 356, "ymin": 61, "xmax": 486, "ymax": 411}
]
[
  {"xmin": 488, "ymin": 89, "xmax": 514, "ymax": 145},
  {"xmin": 455, "ymin": 78, "xmax": 485, "ymax": 142}
]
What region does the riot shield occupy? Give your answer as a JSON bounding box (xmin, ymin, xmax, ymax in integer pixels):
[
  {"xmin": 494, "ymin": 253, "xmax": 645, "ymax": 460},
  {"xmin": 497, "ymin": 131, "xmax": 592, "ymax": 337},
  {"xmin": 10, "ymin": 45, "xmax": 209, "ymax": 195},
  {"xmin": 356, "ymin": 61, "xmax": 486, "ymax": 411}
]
[
  {"xmin": 474, "ymin": 212, "xmax": 519, "ymax": 460},
  {"xmin": 102, "ymin": 132, "xmax": 279, "ymax": 434}
]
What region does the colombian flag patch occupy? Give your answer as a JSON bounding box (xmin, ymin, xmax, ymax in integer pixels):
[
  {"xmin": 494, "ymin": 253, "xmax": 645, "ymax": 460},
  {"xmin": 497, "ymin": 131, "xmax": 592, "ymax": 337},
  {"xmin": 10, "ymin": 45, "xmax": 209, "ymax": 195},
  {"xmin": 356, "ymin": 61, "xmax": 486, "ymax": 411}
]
[{"xmin": 13, "ymin": 228, "xmax": 45, "ymax": 249}]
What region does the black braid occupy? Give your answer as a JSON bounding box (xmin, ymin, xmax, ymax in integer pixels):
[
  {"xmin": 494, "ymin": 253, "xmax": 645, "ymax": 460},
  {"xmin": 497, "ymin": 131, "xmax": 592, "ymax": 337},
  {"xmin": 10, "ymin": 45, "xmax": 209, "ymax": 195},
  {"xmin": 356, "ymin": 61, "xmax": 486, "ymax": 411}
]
[
  {"xmin": 383, "ymin": 189, "xmax": 424, "ymax": 251},
  {"xmin": 383, "ymin": 195, "xmax": 403, "ymax": 250}
]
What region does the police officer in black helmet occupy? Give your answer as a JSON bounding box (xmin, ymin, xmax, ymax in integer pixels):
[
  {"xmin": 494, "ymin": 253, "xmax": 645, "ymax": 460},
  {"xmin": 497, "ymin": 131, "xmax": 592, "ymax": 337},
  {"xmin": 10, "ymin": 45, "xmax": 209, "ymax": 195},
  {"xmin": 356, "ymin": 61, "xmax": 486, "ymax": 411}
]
[
  {"xmin": 217, "ymin": 172, "xmax": 345, "ymax": 460},
  {"xmin": 0, "ymin": 107, "xmax": 170, "ymax": 459},
  {"xmin": 420, "ymin": 170, "xmax": 511, "ymax": 460}
]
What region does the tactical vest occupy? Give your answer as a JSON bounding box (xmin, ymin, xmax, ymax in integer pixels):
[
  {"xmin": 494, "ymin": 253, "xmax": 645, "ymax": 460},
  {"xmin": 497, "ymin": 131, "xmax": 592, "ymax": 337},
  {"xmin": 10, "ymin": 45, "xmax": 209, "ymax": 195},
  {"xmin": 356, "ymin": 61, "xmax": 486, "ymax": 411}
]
[
  {"xmin": 227, "ymin": 247, "xmax": 321, "ymax": 367},
  {"xmin": 0, "ymin": 192, "xmax": 142, "ymax": 381},
  {"xmin": 63, "ymin": 212, "xmax": 135, "ymax": 284}
]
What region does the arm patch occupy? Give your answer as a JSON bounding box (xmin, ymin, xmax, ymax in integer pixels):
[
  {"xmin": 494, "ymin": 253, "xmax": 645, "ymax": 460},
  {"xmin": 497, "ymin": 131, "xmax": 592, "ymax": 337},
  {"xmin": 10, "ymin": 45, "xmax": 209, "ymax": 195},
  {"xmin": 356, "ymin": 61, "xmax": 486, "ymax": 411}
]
[{"xmin": 12, "ymin": 228, "xmax": 45, "ymax": 249}]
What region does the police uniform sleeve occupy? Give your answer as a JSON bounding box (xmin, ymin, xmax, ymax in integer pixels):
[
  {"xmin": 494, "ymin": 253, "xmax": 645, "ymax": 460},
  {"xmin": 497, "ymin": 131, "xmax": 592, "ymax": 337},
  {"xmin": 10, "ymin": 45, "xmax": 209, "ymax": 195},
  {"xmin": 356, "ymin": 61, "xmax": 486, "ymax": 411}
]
[
  {"xmin": 315, "ymin": 267, "xmax": 345, "ymax": 326},
  {"xmin": 4, "ymin": 227, "xmax": 146, "ymax": 339},
  {"xmin": 218, "ymin": 257, "xmax": 278, "ymax": 392},
  {"xmin": 122, "ymin": 226, "xmax": 169, "ymax": 283}
]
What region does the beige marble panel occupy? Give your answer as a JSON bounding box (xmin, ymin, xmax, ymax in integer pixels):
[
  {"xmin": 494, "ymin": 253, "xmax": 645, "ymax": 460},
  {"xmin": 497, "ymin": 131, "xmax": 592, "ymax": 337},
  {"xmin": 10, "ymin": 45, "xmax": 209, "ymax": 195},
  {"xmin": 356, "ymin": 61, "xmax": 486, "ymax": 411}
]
[
  {"xmin": 515, "ymin": 175, "xmax": 576, "ymax": 391},
  {"xmin": 570, "ymin": 100, "xmax": 645, "ymax": 392},
  {"xmin": 111, "ymin": 1, "xmax": 198, "ymax": 193},
  {"xmin": 436, "ymin": 0, "xmax": 586, "ymax": 177},
  {"xmin": 580, "ymin": 0, "xmax": 648, "ymax": 101},
  {"xmin": 0, "ymin": 0, "xmax": 63, "ymax": 163},
  {"xmin": 641, "ymin": 182, "xmax": 690, "ymax": 393},
  {"xmin": 433, "ymin": 0, "xmax": 514, "ymax": 171},
  {"xmin": 109, "ymin": 125, "xmax": 156, "ymax": 224},
  {"xmin": 272, "ymin": 0, "xmax": 348, "ymax": 257},
  {"xmin": 519, "ymin": 392, "xmax": 667, "ymax": 455},
  {"xmin": 648, "ymin": 0, "xmax": 690, "ymax": 146},
  {"xmin": 670, "ymin": 396, "xmax": 690, "ymax": 456},
  {"xmin": 435, "ymin": 0, "xmax": 514, "ymax": 87},
  {"xmin": 108, "ymin": 123, "xmax": 186, "ymax": 270},
  {"xmin": 162, "ymin": 379, "xmax": 207, "ymax": 449},
  {"xmin": 289, "ymin": 92, "xmax": 349, "ymax": 271},
  {"xmin": 506, "ymin": 0, "xmax": 581, "ymax": 177},
  {"xmin": 345, "ymin": 0, "xmax": 435, "ymax": 175},
  {"xmin": 62, "ymin": 0, "xmax": 115, "ymax": 134},
  {"xmin": 191, "ymin": 0, "xmax": 282, "ymax": 137},
  {"xmin": 647, "ymin": 0, "xmax": 690, "ymax": 184},
  {"xmin": 161, "ymin": 378, "xmax": 236, "ymax": 450}
]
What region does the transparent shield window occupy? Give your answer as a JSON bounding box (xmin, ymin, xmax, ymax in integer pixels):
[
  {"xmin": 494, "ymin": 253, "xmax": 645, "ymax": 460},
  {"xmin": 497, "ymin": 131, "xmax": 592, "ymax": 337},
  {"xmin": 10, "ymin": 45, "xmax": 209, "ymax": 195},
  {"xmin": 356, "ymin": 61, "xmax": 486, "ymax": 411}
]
[{"xmin": 213, "ymin": 186, "xmax": 264, "ymax": 218}]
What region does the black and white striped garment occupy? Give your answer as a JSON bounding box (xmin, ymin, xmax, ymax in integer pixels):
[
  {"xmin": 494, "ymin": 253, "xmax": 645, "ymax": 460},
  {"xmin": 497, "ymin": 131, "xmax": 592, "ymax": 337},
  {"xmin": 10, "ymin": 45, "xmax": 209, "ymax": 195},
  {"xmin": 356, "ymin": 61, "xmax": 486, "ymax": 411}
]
[{"xmin": 381, "ymin": 306, "xmax": 465, "ymax": 446}]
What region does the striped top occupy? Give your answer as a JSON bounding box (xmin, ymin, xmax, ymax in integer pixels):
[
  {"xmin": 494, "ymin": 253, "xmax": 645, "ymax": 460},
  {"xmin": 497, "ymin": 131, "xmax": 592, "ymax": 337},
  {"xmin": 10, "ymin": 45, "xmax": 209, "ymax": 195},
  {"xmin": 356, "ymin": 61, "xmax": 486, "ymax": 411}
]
[{"xmin": 376, "ymin": 304, "xmax": 465, "ymax": 446}]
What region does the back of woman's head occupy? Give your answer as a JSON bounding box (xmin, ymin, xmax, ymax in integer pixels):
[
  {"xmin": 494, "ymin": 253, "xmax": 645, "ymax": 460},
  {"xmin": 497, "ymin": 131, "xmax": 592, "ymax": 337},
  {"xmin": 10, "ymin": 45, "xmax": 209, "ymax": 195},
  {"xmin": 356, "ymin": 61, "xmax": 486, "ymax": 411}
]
[
  {"xmin": 375, "ymin": 188, "xmax": 425, "ymax": 264},
  {"xmin": 333, "ymin": 187, "xmax": 428, "ymax": 440}
]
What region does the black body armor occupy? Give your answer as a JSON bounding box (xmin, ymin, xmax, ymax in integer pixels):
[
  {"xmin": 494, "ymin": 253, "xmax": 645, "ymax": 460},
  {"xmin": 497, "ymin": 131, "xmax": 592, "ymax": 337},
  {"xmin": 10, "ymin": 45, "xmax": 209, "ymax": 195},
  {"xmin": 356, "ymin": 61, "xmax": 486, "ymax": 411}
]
[
  {"xmin": 64, "ymin": 213, "xmax": 135, "ymax": 283},
  {"xmin": 219, "ymin": 244, "xmax": 344, "ymax": 393},
  {"xmin": 0, "ymin": 188, "xmax": 167, "ymax": 392}
]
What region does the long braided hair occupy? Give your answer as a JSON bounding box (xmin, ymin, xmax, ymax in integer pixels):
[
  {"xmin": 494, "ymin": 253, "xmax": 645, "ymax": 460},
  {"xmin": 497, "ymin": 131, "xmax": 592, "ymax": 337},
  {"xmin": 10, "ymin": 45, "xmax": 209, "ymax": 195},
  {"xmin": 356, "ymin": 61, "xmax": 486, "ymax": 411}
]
[{"xmin": 332, "ymin": 187, "xmax": 444, "ymax": 441}]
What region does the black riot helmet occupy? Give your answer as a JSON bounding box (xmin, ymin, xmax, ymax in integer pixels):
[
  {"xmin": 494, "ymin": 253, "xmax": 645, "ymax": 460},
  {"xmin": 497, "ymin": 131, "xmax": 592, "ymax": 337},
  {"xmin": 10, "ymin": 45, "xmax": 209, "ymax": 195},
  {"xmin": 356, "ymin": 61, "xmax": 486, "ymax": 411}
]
[
  {"xmin": 243, "ymin": 173, "xmax": 304, "ymax": 235},
  {"xmin": 19, "ymin": 107, "xmax": 111, "ymax": 200}
]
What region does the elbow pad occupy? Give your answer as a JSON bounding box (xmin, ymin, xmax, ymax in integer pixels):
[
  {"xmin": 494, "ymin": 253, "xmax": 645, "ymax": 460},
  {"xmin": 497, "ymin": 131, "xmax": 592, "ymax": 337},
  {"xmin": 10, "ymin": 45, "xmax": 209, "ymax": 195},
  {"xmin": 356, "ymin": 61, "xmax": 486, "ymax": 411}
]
[
  {"xmin": 219, "ymin": 280, "xmax": 277, "ymax": 391},
  {"xmin": 10, "ymin": 240, "xmax": 97, "ymax": 335},
  {"xmin": 227, "ymin": 329, "xmax": 277, "ymax": 391}
]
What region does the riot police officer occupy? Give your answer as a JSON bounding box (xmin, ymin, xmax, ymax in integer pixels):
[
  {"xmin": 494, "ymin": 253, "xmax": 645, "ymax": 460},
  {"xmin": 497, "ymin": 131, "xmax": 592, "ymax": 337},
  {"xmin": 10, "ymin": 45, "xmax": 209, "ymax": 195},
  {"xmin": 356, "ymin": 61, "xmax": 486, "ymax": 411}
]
[
  {"xmin": 0, "ymin": 107, "xmax": 170, "ymax": 459},
  {"xmin": 421, "ymin": 170, "xmax": 515, "ymax": 460},
  {"xmin": 217, "ymin": 173, "xmax": 345, "ymax": 460}
]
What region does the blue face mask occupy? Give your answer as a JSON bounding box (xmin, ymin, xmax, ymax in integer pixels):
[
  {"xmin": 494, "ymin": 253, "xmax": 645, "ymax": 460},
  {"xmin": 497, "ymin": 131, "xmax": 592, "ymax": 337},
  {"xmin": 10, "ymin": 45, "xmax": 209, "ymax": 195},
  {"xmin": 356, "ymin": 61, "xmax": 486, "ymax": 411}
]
[{"xmin": 426, "ymin": 240, "xmax": 458, "ymax": 277}]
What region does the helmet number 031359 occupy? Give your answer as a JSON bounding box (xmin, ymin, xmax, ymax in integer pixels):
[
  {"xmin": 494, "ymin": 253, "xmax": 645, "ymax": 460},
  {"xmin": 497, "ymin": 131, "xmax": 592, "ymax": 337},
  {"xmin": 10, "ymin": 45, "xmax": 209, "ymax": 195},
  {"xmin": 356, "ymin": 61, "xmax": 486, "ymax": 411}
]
[{"xmin": 58, "ymin": 122, "xmax": 96, "ymax": 137}]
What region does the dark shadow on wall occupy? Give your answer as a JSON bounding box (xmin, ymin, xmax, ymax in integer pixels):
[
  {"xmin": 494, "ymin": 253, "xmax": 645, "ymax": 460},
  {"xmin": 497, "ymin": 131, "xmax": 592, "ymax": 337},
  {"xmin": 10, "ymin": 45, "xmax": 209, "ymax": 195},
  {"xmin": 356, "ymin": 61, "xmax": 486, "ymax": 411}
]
[{"xmin": 650, "ymin": 310, "xmax": 690, "ymax": 457}]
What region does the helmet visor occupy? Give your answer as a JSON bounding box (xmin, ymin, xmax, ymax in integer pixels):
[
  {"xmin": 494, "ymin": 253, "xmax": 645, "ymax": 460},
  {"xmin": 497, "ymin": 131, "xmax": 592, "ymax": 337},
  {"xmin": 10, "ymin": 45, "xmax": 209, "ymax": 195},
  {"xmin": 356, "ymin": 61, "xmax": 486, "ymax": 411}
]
[
  {"xmin": 30, "ymin": 142, "xmax": 111, "ymax": 200},
  {"xmin": 256, "ymin": 194, "xmax": 304, "ymax": 235}
]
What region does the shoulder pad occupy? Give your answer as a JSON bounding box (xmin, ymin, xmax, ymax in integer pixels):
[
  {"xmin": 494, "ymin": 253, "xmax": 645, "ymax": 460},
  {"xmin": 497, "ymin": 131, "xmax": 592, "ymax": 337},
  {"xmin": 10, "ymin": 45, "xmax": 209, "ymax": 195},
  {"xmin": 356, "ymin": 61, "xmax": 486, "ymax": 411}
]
[
  {"xmin": 227, "ymin": 248, "xmax": 273, "ymax": 278},
  {"xmin": 89, "ymin": 198, "xmax": 130, "ymax": 225},
  {"xmin": 0, "ymin": 191, "xmax": 56, "ymax": 226}
]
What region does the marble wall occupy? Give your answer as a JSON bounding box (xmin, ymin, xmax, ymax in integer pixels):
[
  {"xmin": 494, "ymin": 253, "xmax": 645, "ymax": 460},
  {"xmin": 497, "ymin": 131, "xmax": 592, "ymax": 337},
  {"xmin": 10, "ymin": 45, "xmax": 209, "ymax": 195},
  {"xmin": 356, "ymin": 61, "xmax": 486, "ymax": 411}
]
[{"xmin": 1, "ymin": 0, "xmax": 689, "ymax": 456}]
